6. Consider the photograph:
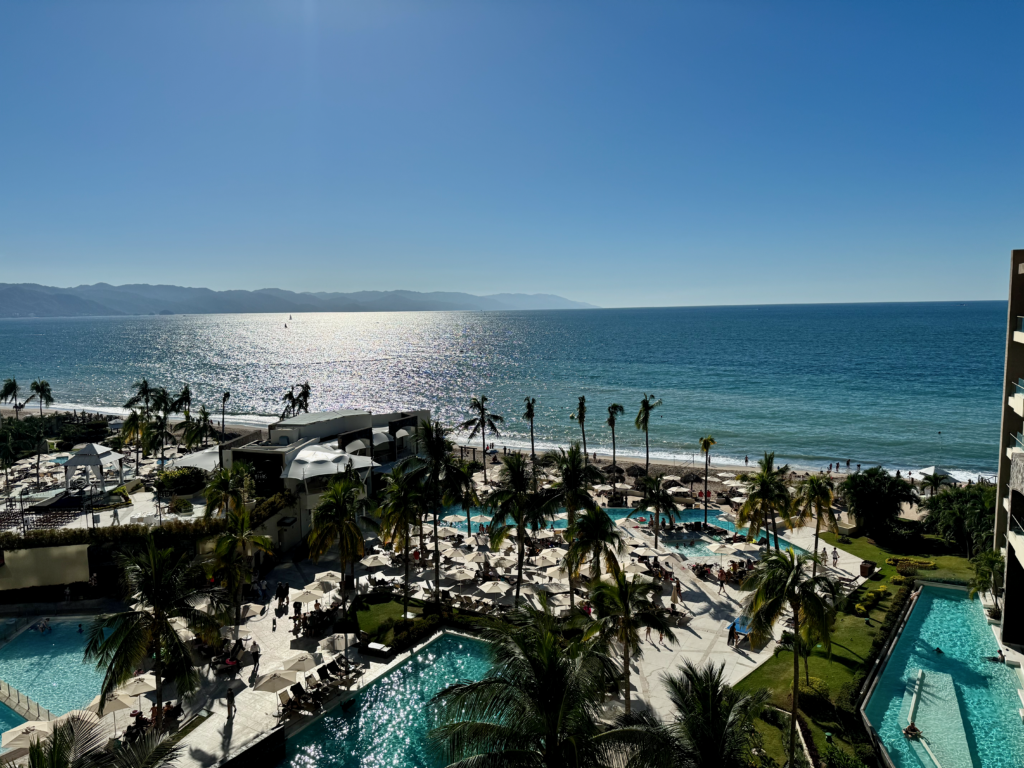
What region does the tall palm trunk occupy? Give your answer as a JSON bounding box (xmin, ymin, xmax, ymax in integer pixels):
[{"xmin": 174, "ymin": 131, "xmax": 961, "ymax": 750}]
[
  {"xmin": 465, "ymin": 502, "xmax": 472, "ymax": 539},
  {"xmin": 481, "ymin": 431, "xmax": 488, "ymax": 485},
  {"xmin": 811, "ymin": 508, "xmax": 823, "ymax": 577},
  {"xmin": 623, "ymin": 634, "xmax": 632, "ymax": 715},
  {"xmin": 433, "ymin": 502, "xmax": 441, "ymax": 604},
  {"xmin": 403, "ymin": 526, "xmax": 411, "ymax": 618},
  {"xmin": 611, "ymin": 423, "xmax": 617, "ymax": 467},
  {"xmin": 653, "ymin": 515, "xmax": 659, "ymax": 550},
  {"xmin": 703, "ymin": 453, "xmax": 710, "ymax": 525},
  {"xmin": 581, "ymin": 423, "xmax": 587, "ymax": 466},
  {"xmin": 153, "ymin": 626, "xmax": 164, "ymax": 731},
  {"xmin": 788, "ymin": 600, "xmax": 800, "ymax": 766},
  {"xmin": 529, "ymin": 420, "xmax": 535, "ymax": 461},
  {"xmin": 515, "ymin": 537, "xmax": 525, "ymax": 604},
  {"xmin": 644, "ymin": 429, "xmax": 649, "ymax": 474},
  {"xmin": 771, "ymin": 510, "xmax": 781, "ymax": 550}
]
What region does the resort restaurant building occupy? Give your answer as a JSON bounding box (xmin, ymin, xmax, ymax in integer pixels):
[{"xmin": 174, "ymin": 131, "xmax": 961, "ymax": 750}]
[{"xmin": 222, "ymin": 408, "xmax": 428, "ymax": 547}]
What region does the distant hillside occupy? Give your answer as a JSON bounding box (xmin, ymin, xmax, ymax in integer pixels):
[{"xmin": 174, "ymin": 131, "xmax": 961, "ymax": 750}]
[{"xmin": 0, "ymin": 283, "xmax": 598, "ymax": 318}]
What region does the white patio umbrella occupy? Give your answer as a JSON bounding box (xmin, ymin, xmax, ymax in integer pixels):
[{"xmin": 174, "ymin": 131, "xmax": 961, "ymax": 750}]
[
  {"xmin": 292, "ymin": 589, "xmax": 325, "ymax": 605},
  {"xmin": 168, "ymin": 617, "xmax": 188, "ymax": 630},
  {"xmin": 492, "ymin": 556, "xmax": 518, "ymax": 568},
  {"xmin": 361, "ymin": 554, "xmax": 391, "ymax": 568},
  {"xmin": 437, "ymin": 527, "xmax": 461, "ymax": 537},
  {"xmin": 663, "ymin": 475, "xmax": 681, "ymax": 482},
  {"xmin": 2, "ymin": 721, "xmax": 53, "ymax": 749},
  {"xmin": 254, "ymin": 669, "xmax": 300, "ymax": 693},
  {"xmin": 283, "ymin": 652, "xmax": 318, "ymax": 673},
  {"xmin": 542, "ymin": 565, "xmax": 569, "ymax": 580},
  {"xmin": 441, "ymin": 514, "xmax": 464, "ymax": 523},
  {"xmin": 238, "ymin": 603, "xmax": 264, "ymax": 620},
  {"xmin": 614, "ymin": 482, "xmax": 631, "ymax": 491},
  {"xmin": 449, "ymin": 568, "xmax": 476, "ymax": 582},
  {"xmin": 118, "ymin": 673, "xmax": 158, "ymax": 711},
  {"xmin": 623, "ymin": 561, "xmax": 649, "ymax": 574},
  {"xmin": 478, "ymin": 581, "xmax": 509, "ymax": 595},
  {"xmin": 470, "ymin": 515, "xmax": 490, "ymax": 523},
  {"xmin": 535, "ymin": 552, "xmax": 561, "ymax": 567},
  {"xmin": 633, "ymin": 547, "xmax": 661, "ymax": 557},
  {"xmin": 85, "ymin": 692, "xmax": 135, "ymax": 731},
  {"xmin": 462, "ymin": 551, "xmax": 489, "ymax": 564},
  {"xmin": 315, "ymin": 570, "xmax": 345, "ymax": 583},
  {"xmin": 593, "ymin": 484, "xmax": 612, "ymax": 492},
  {"xmin": 535, "ymin": 529, "xmax": 557, "ymax": 539}
]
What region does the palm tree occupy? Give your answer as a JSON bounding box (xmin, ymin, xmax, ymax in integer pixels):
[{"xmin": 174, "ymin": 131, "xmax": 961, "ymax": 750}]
[
  {"xmin": 698, "ymin": 435, "xmax": 716, "ymax": 525},
  {"xmin": 773, "ymin": 629, "xmax": 817, "ymax": 685},
  {"xmin": 445, "ymin": 460, "xmax": 479, "ymax": 540},
  {"xmin": 545, "ymin": 441, "xmax": 602, "ymax": 530},
  {"xmin": 634, "ymin": 393, "xmax": 662, "ymax": 475},
  {"xmin": 125, "ymin": 379, "xmax": 153, "ymax": 418},
  {"xmin": 570, "ymin": 395, "xmax": 589, "ymax": 464},
  {"xmin": 523, "ymin": 396, "xmax": 537, "ymax": 461},
  {"xmin": 172, "ymin": 384, "xmax": 192, "ymax": 418},
  {"xmin": 309, "ymin": 470, "xmax": 372, "ymax": 609},
  {"xmin": 295, "ymin": 381, "xmax": 312, "ymax": 414},
  {"xmin": 122, "ymin": 408, "xmax": 148, "ymax": 468},
  {"xmin": 1, "ymin": 378, "xmax": 23, "ymax": 420},
  {"xmin": 651, "ymin": 660, "xmax": 770, "ymax": 768},
  {"xmin": 429, "ymin": 598, "xmax": 626, "ymax": 768},
  {"xmin": 840, "ymin": 466, "xmax": 918, "ymax": 539},
  {"xmin": 84, "ymin": 536, "xmax": 222, "ymax": 731},
  {"xmin": 489, "ymin": 452, "xmax": 549, "ymax": 604},
  {"xmin": 742, "ymin": 549, "xmax": 843, "ymax": 766},
  {"xmin": 737, "ymin": 452, "xmax": 791, "ymax": 551},
  {"xmin": 221, "ymin": 391, "xmax": 230, "ymax": 441},
  {"xmin": 460, "ymin": 395, "xmax": 504, "ymax": 485},
  {"xmin": 203, "ymin": 463, "xmax": 249, "ymax": 518},
  {"xmin": 378, "ymin": 459, "xmax": 426, "ymax": 619},
  {"xmin": 28, "ymin": 713, "xmax": 181, "ymax": 768},
  {"xmin": 212, "ymin": 508, "xmax": 273, "ymax": 640},
  {"xmin": 0, "ymin": 428, "xmax": 17, "ymax": 490},
  {"xmin": 630, "ymin": 474, "xmax": 675, "ymax": 550},
  {"xmin": 591, "ymin": 571, "xmax": 676, "ymax": 715},
  {"xmin": 920, "ymin": 472, "xmax": 950, "ymax": 497},
  {"xmin": 281, "ymin": 386, "xmax": 298, "ymax": 419},
  {"xmin": 417, "ymin": 418, "xmax": 455, "ymax": 601},
  {"xmin": 606, "ymin": 403, "xmax": 624, "ymax": 468},
  {"xmin": 30, "ymin": 380, "xmax": 54, "ymax": 418},
  {"xmin": 969, "ymin": 549, "xmax": 1006, "ymax": 610},
  {"xmin": 564, "ymin": 507, "xmax": 626, "ymax": 584},
  {"xmin": 792, "ymin": 473, "xmax": 838, "ymax": 576}
]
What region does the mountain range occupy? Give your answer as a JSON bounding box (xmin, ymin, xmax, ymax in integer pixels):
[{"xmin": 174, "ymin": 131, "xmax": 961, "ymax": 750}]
[{"xmin": 0, "ymin": 283, "xmax": 598, "ymax": 318}]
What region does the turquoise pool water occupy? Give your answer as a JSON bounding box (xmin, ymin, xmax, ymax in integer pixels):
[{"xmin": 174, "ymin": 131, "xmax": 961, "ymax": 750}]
[
  {"xmin": 284, "ymin": 633, "xmax": 492, "ymax": 768},
  {"xmin": 0, "ymin": 620, "xmax": 105, "ymax": 716},
  {"xmin": 864, "ymin": 586, "xmax": 1024, "ymax": 768},
  {"xmin": 0, "ymin": 702, "xmax": 25, "ymax": 753}
]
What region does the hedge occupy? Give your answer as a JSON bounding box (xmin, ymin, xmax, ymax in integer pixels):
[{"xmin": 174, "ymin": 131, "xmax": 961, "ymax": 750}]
[{"xmin": 0, "ymin": 491, "xmax": 296, "ymax": 552}]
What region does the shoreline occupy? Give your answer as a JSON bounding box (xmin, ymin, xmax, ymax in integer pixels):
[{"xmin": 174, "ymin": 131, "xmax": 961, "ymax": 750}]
[{"xmin": 1, "ymin": 403, "xmax": 992, "ymax": 483}]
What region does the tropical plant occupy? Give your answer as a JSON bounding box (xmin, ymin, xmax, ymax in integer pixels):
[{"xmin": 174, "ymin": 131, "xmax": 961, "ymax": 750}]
[
  {"xmin": 570, "ymin": 395, "xmax": 589, "ymax": 463},
  {"xmin": 295, "ymin": 381, "xmax": 311, "ymax": 414},
  {"xmin": 919, "ymin": 472, "xmax": 951, "ymax": 497},
  {"xmin": 203, "ymin": 463, "xmax": 250, "ymax": 518},
  {"xmin": 428, "ymin": 597, "xmax": 626, "ymax": 768},
  {"xmin": 565, "ymin": 507, "xmax": 625, "ymax": 584},
  {"xmin": 606, "ymin": 403, "xmax": 624, "ymax": 468},
  {"xmin": 30, "ymin": 379, "xmax": 54, "ymax": 418},
  {"xmin": 1, "ymin": 378, "xmax": 23, "ymax": 419},
  {"xmin": 84, "ymin": 536, "xmax": 222, "ymax": 731},
  {"xmin": 545, "ymin": 441, "xmax": 602, "ymax": 530},
  {"xmin": 921, "ymin": 484, "xmax": 995, "ymax": 558},
  {"xmin": 281, "ymin": 386, "xmax": 299, "ymax": 419},
  {"xmin": 634, "ymin": 393, "xmax": 662, "ymax": 475},
  {"xmin": 523, "ymin": 396, "xmax": 537, "ymax": 461},
  {"xmin": 377, "ymin": 459, "xmax": 426, "ymax": 619},
  {"xmin": 840, "ymin": 466, "xmax": 918, "ymax": 539},
  {"xmin": 629, "ymin": 474, "xmax": 675, "ymax": 550},
  {"xmin": 417, "ymin": 418, "xmax": 456, "ymax": 601},
  {"xmin": 968, "ymin": 549, "xmax": 1005, "ymax": 609},
  {"xmin": 791, "ymin": 473, "xmax": 838, "ymax": 576},
  {"xmin": 590, "ymin": 571, "xmax": 675, "ymax": 714},
  {"xmin": 221, "ymin": 391, "xmax": 230, "ymax": 440},
  {"xmin": 737, "ymin": 452, "xmax": 792, "ymax": 551},
  {"xmin": 742, "ymin": 548, "xmax": 843, "ymax": 767},
  {"xmin": 27, "ymin": 713, "xmax": 181, "ymax": 768},
  {"xmin": 489, "ymin": 452, "xmax": 550, "ymax": 604},
  {"xmin": 443, "ymin": 459, "xmax": 478, "ymax": 539},
  {"xmin": 644, "ymin": 660, "xmax": 771, "ymax": 768},
  {"xmin": 773, "ymin": 629, "xmax": 817, "ymax": 684},
  {"xmin": 0, "ymin": 427, "xmax": 17, "ymax": 490},
  {"xmin": 172, "ymin": 384, "xmax": 192, "ymax": 418},
  {"xmin": 122, "ymin": 408, "xmax": 148, "ymax": 467},
  {"xmin": 211, "ymin": 508, "xmax": 273, "ymax": 639},
  {"xmin": 698, "ymin": 435, "xmax": 716, "ymax": 525},
  {"xmin": 460, "ymin": 395, "xmax": 504, "ymax": 485},
  {"xmin": 125, "ymin": 379, "xmax": 154, "ymax": 418}
]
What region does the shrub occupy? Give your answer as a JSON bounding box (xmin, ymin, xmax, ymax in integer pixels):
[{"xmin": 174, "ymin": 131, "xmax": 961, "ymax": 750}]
[
  {"xmin": 854, "ymin": 744, "xmax": 879, "ymax": 767},
  {"xmin": 760, "ymin": 706, "xmax": 788, "ymax": 729},
  {"xmin": 835, "ymin": 673, "xmax": 866, "ymax": 713},
  {"xmin": 156, "ymin": 467, "xmax": 206, "ymax": 495},
  {"xmin": 854, "ymin": 603, "xmax": 868, "ymax": 617},
  {"xmin": 170, "ymin": 497, "xmax": 194, "ymax": 516},
  {"xmin": 823, "ymin": 743, "xmax": 869, "ymax": 768},
  {"xmin": 799, "ymin": 677, "xmax": 832, "ymax": 718},
  {"xmin": 896, "ymin": 561, "xmax": 918, "ymax": 576}
]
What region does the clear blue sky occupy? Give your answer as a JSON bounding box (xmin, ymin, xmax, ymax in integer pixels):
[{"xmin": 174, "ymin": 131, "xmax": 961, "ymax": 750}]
[{"xmin": 1, "ymin": 0, "xmax": 1020, "ymax": 308}]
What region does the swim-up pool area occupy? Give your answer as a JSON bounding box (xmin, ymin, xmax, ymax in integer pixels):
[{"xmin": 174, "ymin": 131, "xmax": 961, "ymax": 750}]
[
  {"xmin": 0, "ymin": 620, "xmax": 104, "ymax": 716},
  {"xmin": 864, "ymin": 585, "xmax": 1024, "ymax": 768},
  {"xmin": 283, "ymin": 633, "xmax": 491, "ymax": 768}
]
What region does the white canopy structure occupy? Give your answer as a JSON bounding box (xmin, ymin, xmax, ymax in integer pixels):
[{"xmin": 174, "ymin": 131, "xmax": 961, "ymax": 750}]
[
  {"xmin": 169, "ymin": 446, "xmax": 221, "ymax": 472},
  {"xmin": 281, "ymin": 444, "xmax": 378, "ymax": 481},
  {"xmin": 63, "ymin": 443, "xmax": 123, "ymax": 492}
]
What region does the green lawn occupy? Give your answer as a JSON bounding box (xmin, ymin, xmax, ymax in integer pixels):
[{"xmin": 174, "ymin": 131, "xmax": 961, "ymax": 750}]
[
  {"xmin": 734, "ymin": 530, "xmax": 974, "ymax": 765},
  {"xmin": 352, "ymin": 595, "xmax": 424, "ymax": 642}
]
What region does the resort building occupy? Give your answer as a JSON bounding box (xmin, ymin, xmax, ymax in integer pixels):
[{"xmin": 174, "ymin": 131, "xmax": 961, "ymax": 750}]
[
  {"xmin": 995, "ymin": 249, "xmax": 1024, "ymax": 646},
  {"xmin": 223, "ymin": 408, "xmax": 428, "ymax": 545}
]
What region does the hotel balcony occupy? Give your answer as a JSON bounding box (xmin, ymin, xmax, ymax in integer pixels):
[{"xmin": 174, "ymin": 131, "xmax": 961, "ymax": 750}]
[
  {"xmin": 1011, "ymin": 381, "xmax": 1024, "ymax": 416},
  {"xmin": 1007, "ymin": 432, "xmax": 1024, "ymax": 461},
  {"xmin": 1015, "ymin": 316, "xmax": 1024, "ymax": 344}
]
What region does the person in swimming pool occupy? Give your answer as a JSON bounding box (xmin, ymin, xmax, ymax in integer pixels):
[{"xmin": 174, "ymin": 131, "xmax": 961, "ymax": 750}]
[{"xmin": 903, "ymin": 722, "xmax": 922, "ymax": 740}]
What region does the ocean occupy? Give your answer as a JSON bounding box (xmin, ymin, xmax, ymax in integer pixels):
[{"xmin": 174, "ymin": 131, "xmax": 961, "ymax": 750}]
[{"xmin": 0, "ymin": 302, "xmax": 1005, "ymax": 479}]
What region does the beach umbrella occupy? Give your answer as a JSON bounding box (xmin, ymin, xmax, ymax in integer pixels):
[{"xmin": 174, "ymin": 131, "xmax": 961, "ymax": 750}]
[
  {"xmin": 535, "ymin": 529, "xmax": 556, "ymax": 539},
  {"xmin": 470, "ymin": 515, "xmax": 490, "ymax": 523},
  {"xmin": 292, "ymin": 589, "xmax": 325, "ymax": 605},
  {"xmin": 542, "ymin": 565, "xmax": 569, "ymax": 580},
  {"xmin": 663, "ymin": 475, "xmax": 681, "ymax": 482},
  {"xmin": 492, "ymin": 556, "xmax": 518, "ymax": 569},
  {"xmin": 478, "ymin": 581, "xmax": 509, "ymax": 595},
  {"xmin": 238, "ymin": 602, "xmax": 264, "ymax": 620},
  {"xmin": 315, "ymin": 570, "xmax": 345, "ymax": 583},
  {"xmin": 283, "ymin": 652, "xmax": 318, "ymax": 673},
  {"xmin": 168, "ymin": 617, "xmax": 188, "ymax": 630},
  {"xmin": 85, "ymin": 692, "xmax": 134, "ymax": 731},
  {"xmin": 361, "ymin": 554, "xmax": 391, "ymax": 568},
  {"xmin": 535, "ymin": 551, "xmax": 561, "ymax": 567},
  {"xmin": 461, "ymin": 551, "xmax": 489, "ymax": 563},
  {"xmin": 437, "ymin": 527, "xmax": 461, "ymax": 537},
  {"xmin": 614, "ymin": 482, "xmax": 631, "ymax": 491},
  {"xmin": 118, "ymin": 673, "xmax": 158, "ymax": 711},
  {"xmin": 633, "ymin": 547, "xmax": 660, "ymax": 558},
  {"xmin": 254, "ymin": 670, "xmax": 300, "ymax": 693},
  {"xmin": 441, "ymin": 514, "xmax": 464, "ymax": 523},
  {"xmin": 449, "ymin": 568, "xmax": 476, "ymax": 582},
  {"xmin": 2, "ymin": 721, "xmax": 53, "ymax": 749},
  {"xmin": 623, "ymin": 561, "xmax": 649, "ymax": 574}
]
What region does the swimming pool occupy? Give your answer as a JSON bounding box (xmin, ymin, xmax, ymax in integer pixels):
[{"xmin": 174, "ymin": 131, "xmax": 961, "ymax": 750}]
[
  {"xmin": 283, "ymin": 633, "xmax": 491, "ymax": 768},
  {"xmin": 0, "ymin": 703, "xmax": 25, "ymax": 753},
  {"xmin": 0, "ymin": 620, "xmax": 105, "ymax": 716},
  {"xmin": 864, "ymin": 586, "xmax": 1024, "ymax": 768}
]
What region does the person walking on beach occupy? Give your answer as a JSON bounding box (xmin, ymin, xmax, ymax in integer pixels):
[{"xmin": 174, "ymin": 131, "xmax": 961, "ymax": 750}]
[
  {"xmin": 250, "ymin": 641, "xmax": 261, "ymax": 675},
  {"xmin": 717, "ymin": 569, "xmax": 727, "ymax": 594},
  {"xmin": 821, "ymin": 547, "xmax": 828, "ymax": 566},
  {"xmin": 226, "ymin": 688, "xmax": 235, "ymax": 719},
  {"xmin": 744, "ymin": 456, "xmax": 749, "ymax": 467},
  {"xmin": 832, "ymin": 547, "xmax": 839, "ymax": 567}
]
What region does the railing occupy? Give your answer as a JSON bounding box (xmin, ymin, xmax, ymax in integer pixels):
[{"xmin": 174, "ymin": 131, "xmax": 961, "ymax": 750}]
[
  {"xmin": 0, "ymin": 680, "xmax": 52, "ymax": 721},
  {"xmin": 1017, "ymin": 316, "xmax": 1024, "ymax": 333},
  {"xmin": 1010, "ymin": 515, "xmax": 1024, "ymax": 538}
]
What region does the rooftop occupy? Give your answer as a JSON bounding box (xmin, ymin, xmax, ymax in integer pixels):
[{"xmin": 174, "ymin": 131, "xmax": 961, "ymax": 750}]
[{"xmin": 274, "ymin": 409, "xmax": 369, "ymax": 427}]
